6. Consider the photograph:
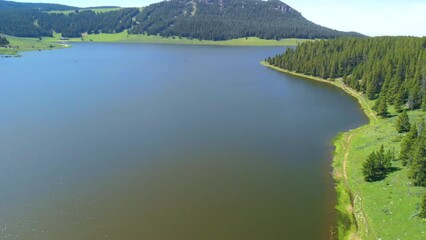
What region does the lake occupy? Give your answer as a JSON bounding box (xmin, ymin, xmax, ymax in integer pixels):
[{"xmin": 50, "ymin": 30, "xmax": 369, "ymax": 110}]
[{"xmin": 0, "ymin": 43, "xmax": 367, "ymax": 239}]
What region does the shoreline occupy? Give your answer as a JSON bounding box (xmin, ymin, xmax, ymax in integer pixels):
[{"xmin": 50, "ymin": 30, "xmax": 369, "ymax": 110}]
[
  {"xmin": 261, "ymin": 61, "xmax": 376, "ymax": 239},
  {"xmin": 1, "ymin": 35, "xmax": 307, "ymax": 56},
  {"xmin": 57, "ymin": 33, "xmax": 310, "ymax": 47}
]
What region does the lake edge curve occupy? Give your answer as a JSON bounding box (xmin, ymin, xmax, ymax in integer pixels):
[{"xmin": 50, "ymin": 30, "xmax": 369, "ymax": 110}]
[{"xmin": 261, "ymin": 61, "xmax": 376, "ymax": 239}]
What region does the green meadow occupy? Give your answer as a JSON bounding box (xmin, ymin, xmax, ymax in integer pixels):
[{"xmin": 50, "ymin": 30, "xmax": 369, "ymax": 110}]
[{"xmin": 0, "ymin": 35, "xmax": 67, "ymax": 55}]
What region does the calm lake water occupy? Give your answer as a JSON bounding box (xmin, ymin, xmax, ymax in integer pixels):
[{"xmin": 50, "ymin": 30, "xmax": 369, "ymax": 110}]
[{"xmin": 0, "ymin": 43, "xmax": 367, "ymax": 240}]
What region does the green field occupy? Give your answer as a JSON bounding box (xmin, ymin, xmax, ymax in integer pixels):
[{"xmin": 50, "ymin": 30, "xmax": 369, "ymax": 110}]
[
  {"xmin": 0, "ymin": 36, "xmax": 67, "ymax": 55},
  {"xmin": 262, "ymin": 62, "xmax": 426, "ymax": 240}
]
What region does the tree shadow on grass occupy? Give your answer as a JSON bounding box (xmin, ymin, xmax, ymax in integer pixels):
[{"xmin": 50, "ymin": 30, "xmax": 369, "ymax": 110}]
[
  {"xmin": 387, "ymin": 167, "xmax": 401, "ymax": 174},
  {"xmin": 367, "ymin": 167, "xmax": 401, "ymax": 182}
]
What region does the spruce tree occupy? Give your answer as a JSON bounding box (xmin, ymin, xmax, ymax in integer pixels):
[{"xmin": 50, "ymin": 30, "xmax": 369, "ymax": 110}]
[
  {"xmin": 422, "ymin": 95, "xmax": 426, "ymax": 111},
  {"xmin": 363, "ymin": 151, "xmax": 378, "ymax": 182},
  {"xmin": 394, "ymin": 85, "xmax": 407, "ymax": 113},
  {"xmin": 400, "ymin": 124, "xmax": 418, "ymax": 166},
  {"xmin": 362, "ymin": 145, "xmax": 393, "ymax": 182},
  {"xmin": 419, "ymin": 193, "xmax": 426, "ymax": 218},
  {"xmin": 396, "ymin": 111, "xmax": 411, "ymax": 133},
  {"xmin": 409, "ymin": 125, "xmax": 426, "ymax": 186},
  {"xmin": 376, "ymin": 145, "xmax": 391, "ymax": 176},
  {"xmin": 0, "ymin": 36, "xmax": 9, "ymax": 46},
  {"xmin": 374, "ymin": 96, "xmax": 389, "ymax": 118}
]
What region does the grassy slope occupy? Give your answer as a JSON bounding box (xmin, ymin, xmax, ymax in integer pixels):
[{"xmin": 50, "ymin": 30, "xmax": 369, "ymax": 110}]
[
  {"xmin": 0, "ymin": 36, "xmax": 67, "ymax": 55},
  {"xmin": 262, "ymin": 62, "xmax": 426, "ymax": 240}
]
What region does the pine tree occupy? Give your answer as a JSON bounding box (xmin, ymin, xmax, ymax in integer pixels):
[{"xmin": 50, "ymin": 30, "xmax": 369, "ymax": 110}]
[
  {"xmin": 376, "ymin": 145, "xmax": 391, "ymax": 176},
  {"xmin": 394, "ymin": 84, "xmax": 407, "ymax": 113},
  {"xmin": 410, "ymin": 125, "xmax": 426, "ymax": 186},
  {"xmin": 396, "ymin": 111, "xmax": 411, "ymax": 133},
  {"xmin": 362, "ymin": 145, "xmax": 393, "ymax": 182},
  {"xmin": 419, "ymin": 193, "xmax": 426, "ymax": 218},
  {"xmin": 374, "ymin": 96, "xmax": 389, "ymax": 118},
  {"xmin": 363, "ymin": 151, "xmax": 378, "ymax": 182},
  {"xmin": 422, "ymin": 94, "xmax": 426, "ymax": 111},
  {"xmin": 0, "ymin": 36, "xmax": 9, "ymax": 46},
  {"xmin": 384, "ymin": 148, "xmax": 396, "ymax": 167},
  {"xmin": 400, "ymin": 124, "xmax": 418, "ymax": 166}
]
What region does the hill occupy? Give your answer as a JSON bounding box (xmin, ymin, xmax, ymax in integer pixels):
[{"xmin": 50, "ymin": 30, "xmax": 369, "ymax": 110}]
[
  {"xmin": 0, "ymin": 0, "xmax": 363, "ymax": 40},
  {"xmin": 129, "ymin": 0, "xmax": 364, "ymax": 40},
  {"xmin": 0, "ymin": 7, "xmax": 139, "ymax": 38}
]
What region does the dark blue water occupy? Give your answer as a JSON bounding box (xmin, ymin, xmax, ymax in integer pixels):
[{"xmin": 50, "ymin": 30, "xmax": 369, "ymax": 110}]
[{"xmin": 0, "ymin": 43, "xmax": 367, "ymax": 240}]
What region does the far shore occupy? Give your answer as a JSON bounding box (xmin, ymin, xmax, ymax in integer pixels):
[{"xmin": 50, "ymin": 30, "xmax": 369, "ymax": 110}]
[{"xmin": 1, "ymin": 33, "xmax": 313, "ymax": 56}]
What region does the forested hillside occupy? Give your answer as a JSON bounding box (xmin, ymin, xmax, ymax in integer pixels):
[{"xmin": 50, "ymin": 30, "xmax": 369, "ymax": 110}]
[
  {"xmin": 0, "ymin": 0, "xmax": 362, "ymax": 40},
  {"xmin": 130, "ymin": 0, "xmax": 363, "ymax": 40},
  {"xmin": 0, "ymin": 0, "xmax": 76, "ymax": 11},
  {"xmin": 0, "ymin": 8, "xmax": 139, "ymax": 38}
]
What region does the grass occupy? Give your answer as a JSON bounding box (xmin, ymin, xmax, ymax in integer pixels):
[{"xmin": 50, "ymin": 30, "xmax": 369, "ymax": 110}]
[
  {"xmin": 55, "ymin": 31, "xmax": 312, "ymax": 46},
  {"xmin": 0, "ymin": 36, "xmax": 68, "ymax": 55},
  {"xmin": 262, "ymin": 61, "xmax": 426, "ymax": 240}
]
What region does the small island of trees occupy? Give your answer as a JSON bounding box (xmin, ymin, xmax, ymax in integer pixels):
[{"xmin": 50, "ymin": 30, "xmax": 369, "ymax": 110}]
[{"xmin": 0, "ymin": 35, "xmax": 9, "ymax": 46}]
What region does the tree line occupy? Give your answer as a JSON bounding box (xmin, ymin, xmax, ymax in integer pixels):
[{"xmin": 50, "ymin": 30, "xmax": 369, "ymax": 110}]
[{"xmin": 267, "ymin": 37, "xmax": 426, "ymax": 112}]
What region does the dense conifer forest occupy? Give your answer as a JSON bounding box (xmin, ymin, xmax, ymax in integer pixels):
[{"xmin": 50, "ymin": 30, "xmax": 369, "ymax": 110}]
[
  {"xmin": 130, "ymin": 0, "xmax": 363, "ymax": 40},
  {"xmin": 0, "ymin": 8, "xmax": 139, "ymax": 38},
  {"xmin": 0, "ymin": 0, "xmax": 76, "ymax": 11},
  {"xmin": 267, "ymin": 37, "xmax": 426, "ymax": 110}
]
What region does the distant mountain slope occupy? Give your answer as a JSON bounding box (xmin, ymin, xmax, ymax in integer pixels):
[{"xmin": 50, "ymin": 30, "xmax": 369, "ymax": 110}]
[
  {"xmin": 0, "ymin": 0, "xmax": 363, "ymax": 40},
  {"xmin": 0, "ymin": 5, "xmax": 139, "ymax": 38},
  {"xmin": 0, "ymin": 0, "xmax": 76, "ymax": 11},
  {"xmin": 130, "ymin": 0, "xmax": 364, "ymax": 40}
]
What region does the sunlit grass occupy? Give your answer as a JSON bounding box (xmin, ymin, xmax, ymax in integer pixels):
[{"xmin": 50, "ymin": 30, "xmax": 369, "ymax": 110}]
[{"xmin": 0, "ymin": 35, "xmax": 67, "ymax": 55}]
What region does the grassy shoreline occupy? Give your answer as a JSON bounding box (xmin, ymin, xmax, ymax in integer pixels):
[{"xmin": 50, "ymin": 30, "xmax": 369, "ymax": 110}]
[
  {"xmin": 0, "ymin": 36, "xmax": 69, "ymax": 56},
  {"xmin": 262, "ymin": 61, "xmax": 426, "ymax": 239},
  {"xmin": 262, "ymin": 61, "xmax": 374, "ymax": 239},
  {"xmin": 1, "ymin": 33, "xmax": 310, "ymax": 56}
]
